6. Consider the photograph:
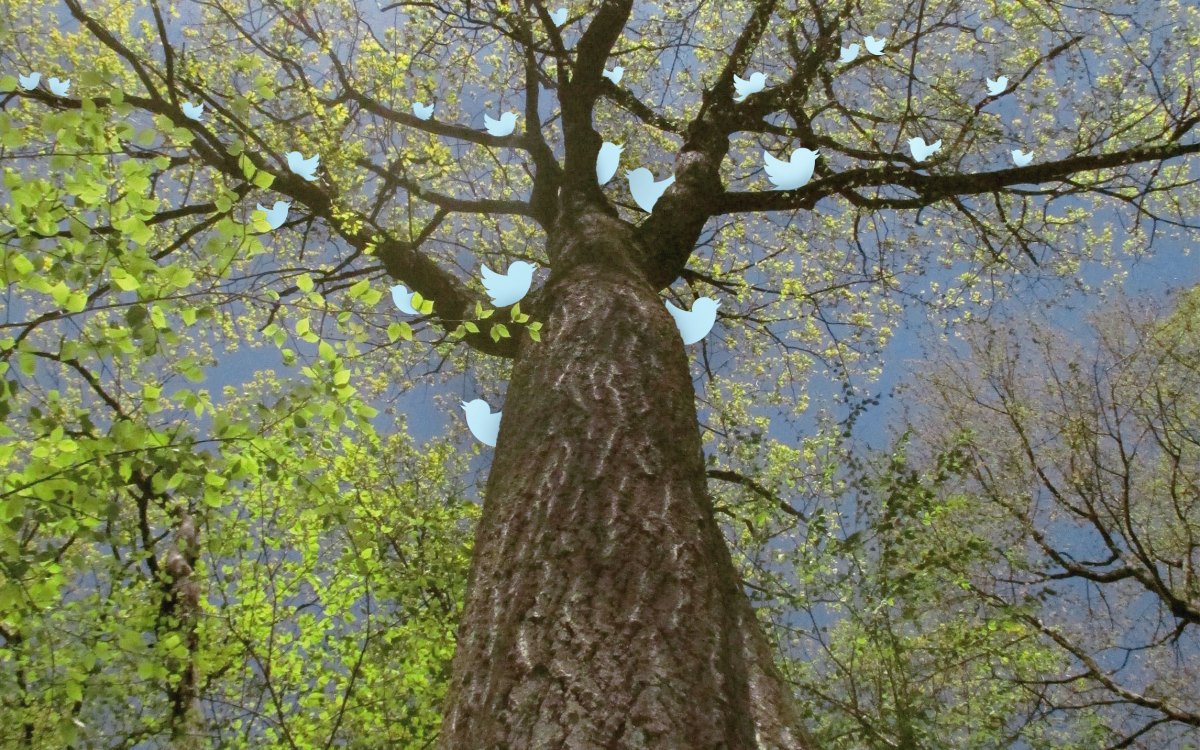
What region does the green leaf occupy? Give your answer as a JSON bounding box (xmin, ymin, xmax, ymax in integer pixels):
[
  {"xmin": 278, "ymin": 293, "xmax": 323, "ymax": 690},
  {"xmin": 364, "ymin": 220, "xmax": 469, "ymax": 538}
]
[
  {"xmin": 64, "ymin": 291, "xmax": 87, "ymax": 313},
  {"xmin": 238, "ymin": 153, "xmax": 257, "ymax": 180},
  {"xmin": 388, "ymin": 321, "xmax": 413, "ymax": 342},
  {"xmin": 10, "ymin": 253, "xmax": 34, "ymax": 276}
]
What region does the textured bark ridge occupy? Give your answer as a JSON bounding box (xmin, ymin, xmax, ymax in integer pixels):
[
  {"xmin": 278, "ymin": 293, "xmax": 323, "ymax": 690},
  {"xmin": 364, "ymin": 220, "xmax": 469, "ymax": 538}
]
[{"xmin": 440, "ymin": 212, "xmax": 809, "ymax": 749}]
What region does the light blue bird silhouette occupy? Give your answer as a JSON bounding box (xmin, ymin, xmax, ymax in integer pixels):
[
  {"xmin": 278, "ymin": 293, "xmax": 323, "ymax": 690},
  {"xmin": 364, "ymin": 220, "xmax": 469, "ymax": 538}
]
[
  {"xmin": 481, "ymin": 260, "xmax": 535, "ymax": 307},
  {"xmin": 626, "ymin": 168, "xmax": 675, "ymax": 212},
  {"xmin": 1011, "ymin": 149, "xmax": 1034, "ymax": 167},
  {"xmin": 733, "ymin": 72, "xmax": 767, "ymax": 102},
  {"xmin": 286, "ymin": 151, "xmax": 320, "ymax": 181},
  {"xmin": 18, "ymin": 72, "xmax": 40, "ymax": 90},
  {"xmin": 48, "ymin": 77, "xmax": 70, "ymax": 96},
  {"xmin": 412, "ymin": 101, "xmax": 434, "ymax": 120},
  {"xmin": 864, "ymin": 36, "xmax": 887, "ymax": 56},
  {"xmin": 255, "ymin": 201, "xmax": 290, "ymax": 231},
  {"xmin": 390, "ymin": 284, "xmax": 420, "ymax": 315},
  {"xmin": 839, "ymin": 44, "xmax": 859, "ymax": 64},
  {"xmin": 908, "ymin": 137, "xmax": 941, "ymax": 162},
  {"xmin": 665, "ymin": 297, "xmax": 720, "ymax": 345},
  {"xmin": 601, "ymin": 65, "xmax": 624, "ymax": 84},
  {"xmin": 985, "ymin": 76, "xmax": 1008, "ymax": 96},
  {"xmin": 181, "ymin": 102, "xmax": 204, "ymax": 121},
  {"xmin": 597, "ymin": 142, "xmax": 623, "ymax": 185},
  {"xmin": 483, "ymin": 111, "xmax": 518, "ymax": 137},
  {"xmin": 763, "ymin": 148, "xmax": 820, "ymax": 190},
  {"xmin": 461, "ymin": 399, "xmax": 501, "ymax": 447},
  {"xmin": 549, "ymin": 7, "xmax": 568, "ymax": 26}
]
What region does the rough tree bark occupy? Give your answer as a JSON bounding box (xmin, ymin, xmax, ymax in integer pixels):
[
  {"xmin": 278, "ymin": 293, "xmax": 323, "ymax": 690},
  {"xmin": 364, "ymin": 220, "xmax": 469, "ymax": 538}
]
[{"xmin": 439, "ymin": 209, "xmax": 810, "ymax": 749}]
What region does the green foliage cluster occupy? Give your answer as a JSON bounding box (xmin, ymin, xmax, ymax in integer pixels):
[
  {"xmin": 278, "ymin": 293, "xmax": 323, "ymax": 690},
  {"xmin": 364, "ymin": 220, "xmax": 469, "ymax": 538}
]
[{"xmin": 0, "ymin": 80, "xmax": 477, "ymax": 748}]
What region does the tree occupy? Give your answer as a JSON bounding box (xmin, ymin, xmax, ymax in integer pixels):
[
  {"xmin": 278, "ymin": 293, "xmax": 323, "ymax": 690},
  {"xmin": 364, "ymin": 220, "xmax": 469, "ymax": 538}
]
[
  {"xmin": 769, "ymin": 434, "xmax": 1084, "ymax": 749},
  {"xmin": 902, "ymin": 286, "xmax": 1200, "ymax": 747},
  {"xmin": 1, "ymin": 0, "xmax": 1199, "ymax": 747}
]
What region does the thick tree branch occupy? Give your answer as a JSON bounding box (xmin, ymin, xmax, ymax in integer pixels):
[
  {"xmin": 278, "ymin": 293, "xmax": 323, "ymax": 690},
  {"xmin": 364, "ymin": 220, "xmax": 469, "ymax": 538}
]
[
  {"xmin": 716, "ymin": 142, "xmax": 1200, "ymax": 214},
  {"xmin": 356, "ymin": 158, "xmax": 537, "ymax": 217},
  {"xmin": 707, "ymin": 469, "xmax": 809, "ymax": 522},
  {"xmin": 633, "ymin": 1, "xmax": 780, "ymax": 290},
  {"xmin": 57, "ymin": 0, "xmax": 520, "ymax": 359},
  {"xmin": 327, "ymin": 51, "xmax": 524, "ymax": 152},
  {"xmin": 698, "ymin": 0, "xmax": 781, "ymax": 122},
  {"xmin": 559, "ymin": 0, "xmax": 634, "ymax": 205}
]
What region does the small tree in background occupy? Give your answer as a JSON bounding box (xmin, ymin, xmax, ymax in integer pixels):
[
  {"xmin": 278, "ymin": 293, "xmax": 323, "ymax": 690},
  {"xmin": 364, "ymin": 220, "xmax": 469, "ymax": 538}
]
[{"xmin": 901, "ymin": 286, "xmax": 1200, "ymax": 747}]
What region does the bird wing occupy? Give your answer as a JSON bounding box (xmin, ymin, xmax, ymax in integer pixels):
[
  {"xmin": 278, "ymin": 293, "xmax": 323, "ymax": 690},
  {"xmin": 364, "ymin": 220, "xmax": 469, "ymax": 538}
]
[
  {"xmin": 664, "ymin": 300, "xmax": 688, "ymax": 322},
  {"xmin": 479, "ymin": 264, "xmax": 506, "ymax": 297},
  {"xmin": 733, "ymin": 74, "xmax": 750, "ymax": 94},
  {"xmin": 483, "ymin": 114, "xmax": 500, "ymax": 130},
  {"xmin": 763, "ymin": 151, "xmax": 792, "ymax": 182},
  {"xmin": 288, "ymin": 153, "xmax": 316, "ymax": 173}
]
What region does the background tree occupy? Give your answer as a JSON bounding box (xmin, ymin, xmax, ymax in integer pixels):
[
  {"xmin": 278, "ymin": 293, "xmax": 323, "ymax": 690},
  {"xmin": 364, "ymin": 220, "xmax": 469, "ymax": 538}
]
[
  {"xmin": 1, "ymin": 0, "xmax": 1199, "ymax": 747},
  {"xmin": 762, "ymin": 434, "xmax": 1085, "ymax": 749},
  {"xmin": 889, "ymin": 286, "xmax": 1200, "ymax": 748}
]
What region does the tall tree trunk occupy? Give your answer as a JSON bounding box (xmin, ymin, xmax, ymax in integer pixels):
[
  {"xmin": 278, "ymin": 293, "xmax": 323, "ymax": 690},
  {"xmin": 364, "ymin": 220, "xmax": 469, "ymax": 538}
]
[{"xmin": 440, "ymin": 211, "xmax": 809, "ymax": 749}]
